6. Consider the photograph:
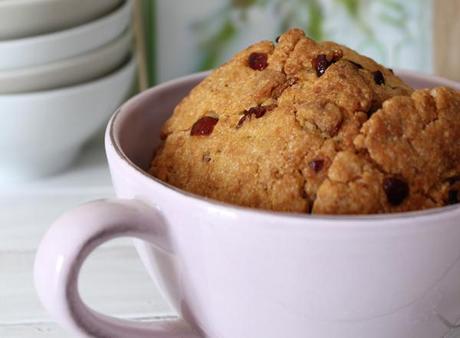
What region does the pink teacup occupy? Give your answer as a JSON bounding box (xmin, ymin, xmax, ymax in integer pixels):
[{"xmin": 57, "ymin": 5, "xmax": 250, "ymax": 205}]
[{"xmin": 34, "ymin": 71, "xmax": 460, "ymax": 338}]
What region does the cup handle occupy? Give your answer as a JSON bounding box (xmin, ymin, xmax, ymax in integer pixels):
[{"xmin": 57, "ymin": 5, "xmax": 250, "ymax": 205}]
[{"xmin": 34, "ymin": 199, "xmax": 200, "ymax": 338}]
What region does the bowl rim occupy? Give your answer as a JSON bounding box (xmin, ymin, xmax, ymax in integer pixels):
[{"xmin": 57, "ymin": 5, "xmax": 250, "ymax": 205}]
[
  {"xmin": 0, "ymin": 28, "xmax": 132, "ymax": 86},
  {"xmin": 0, "ymin": 0, "xmax": 129, "ymax": 46},
  {"xmin": 109, "ymin": 70, "xmax": 460, "ymax": 223},
  {"xmin": 0, "ymin": 54, "xmax": 135, "ymax": 100}
]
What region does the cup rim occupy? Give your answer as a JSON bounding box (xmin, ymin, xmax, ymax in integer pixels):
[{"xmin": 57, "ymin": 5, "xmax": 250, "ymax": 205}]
[{"xmin": 108, "ymin": 70, "xmax": 460, "ymax": 223}]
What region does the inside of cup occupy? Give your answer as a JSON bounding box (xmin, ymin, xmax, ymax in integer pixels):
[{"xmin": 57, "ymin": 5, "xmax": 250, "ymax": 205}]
[
  {"xmin": 112, "ymin": 73, "xmax": 207, "ymax": 172},
  {"xmin": 112, "ymin": 70, "xmax": 459, "ymax": 176}
]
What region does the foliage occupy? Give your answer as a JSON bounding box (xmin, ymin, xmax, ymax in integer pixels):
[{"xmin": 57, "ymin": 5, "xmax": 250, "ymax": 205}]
[{"xmin": 193, "ymin": 0, "xmax": 415, "ymax": 70}]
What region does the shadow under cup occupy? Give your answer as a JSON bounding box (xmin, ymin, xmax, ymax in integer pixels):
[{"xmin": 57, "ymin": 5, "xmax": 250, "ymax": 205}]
[{"xmin": 106, "ymin": 71, "xmax": 460, "ymax": 338}]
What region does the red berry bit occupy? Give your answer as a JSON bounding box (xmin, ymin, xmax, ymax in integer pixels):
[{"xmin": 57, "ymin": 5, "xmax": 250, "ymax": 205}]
[
  {"xmin": 236, "ymin": 105, "xmax": 275, "ymax": 128},
  {"xmin": 190, "ymin": 116, "xmax": 219, "ymax": 136},
  {"xmin": 309, "ymin": 159, "xmax": 325, "ymax": 173},
  {"xmin": 312, "ymin": 54, "xmax": 330, "ymax": 77},
  {"xmin": 331, "ymin": 50, "xmax": 343, "ymax": 62},
  {"xmin": 248, "ymin": 52, "xmax": 268, "ymax": 71},
  {"xmin": 373, "ymin": 70, "xmax": 385, "ymax": 85},
  {"xmin": 312, "ymin": 51, "xmax": 343, "ymax": 77},
  {"xmin": 383, "ymin": 177, "xmax": 409, "ymax": 206}
]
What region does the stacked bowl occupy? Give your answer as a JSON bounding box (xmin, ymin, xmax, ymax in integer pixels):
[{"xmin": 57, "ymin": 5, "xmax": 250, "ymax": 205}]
[{"xmin": 0, "ymin": 0, "xmax": 136, "ymax": 182}]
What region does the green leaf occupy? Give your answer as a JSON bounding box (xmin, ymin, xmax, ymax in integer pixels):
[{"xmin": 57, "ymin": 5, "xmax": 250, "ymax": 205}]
[
  {"xmin": 336, "ymin": 0, "xmax": 361, "ymax": 18},
  {"xmin": 198, "ymin": 20, "xmax": 237, "ymax": 71},
  {"xmin": 300, "ymin": 0, "xmax": 325, "ymax": 41}
]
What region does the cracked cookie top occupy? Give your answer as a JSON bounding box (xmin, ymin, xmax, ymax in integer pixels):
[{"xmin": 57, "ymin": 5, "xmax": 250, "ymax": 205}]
[{"xmin": 149, "ymin": 28, "xmax": 459, "ymax": 214}]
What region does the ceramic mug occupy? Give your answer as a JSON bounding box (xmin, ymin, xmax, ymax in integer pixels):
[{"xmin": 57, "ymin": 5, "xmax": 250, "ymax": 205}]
[{"xmin": 34, "ymin": 71, "xmax": 460, "ymax": 338}]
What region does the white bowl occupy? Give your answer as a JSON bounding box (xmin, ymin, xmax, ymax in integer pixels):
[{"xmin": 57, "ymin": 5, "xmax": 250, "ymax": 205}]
[
  {"xmin": 0, "ymin": 0, "xmax": 123, "ymax": 41},
  {"xmin": 0, "ymin": 57, "xmax": 136, "ymax": 182},
  {"xmin": 0, "ymin": 29, "xmax": 132, "ymax": 94},
  {"xmin": 0, "ymin": 0, "xmax": 131, "ymax": 71}
]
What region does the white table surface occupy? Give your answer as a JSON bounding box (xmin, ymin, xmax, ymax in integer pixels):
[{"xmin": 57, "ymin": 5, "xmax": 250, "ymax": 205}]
[{"xmin": 0, "ymin": 135, "xmax": 175, "ymax": 337}]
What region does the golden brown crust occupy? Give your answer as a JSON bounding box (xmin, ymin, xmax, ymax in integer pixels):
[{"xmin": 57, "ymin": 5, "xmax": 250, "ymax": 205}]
[
  {"xmin": 149, "ymin": 28, "xmax": 460, "ymax": 214},
  {"xmin": 314, "ymin": 88, "xmax": 460, "ymax": 214}
]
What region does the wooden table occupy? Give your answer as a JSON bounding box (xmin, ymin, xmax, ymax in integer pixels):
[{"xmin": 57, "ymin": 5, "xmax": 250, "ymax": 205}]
[{"xmin": 0, "ymin": 135, "xmax": 175, "ymax": 337}]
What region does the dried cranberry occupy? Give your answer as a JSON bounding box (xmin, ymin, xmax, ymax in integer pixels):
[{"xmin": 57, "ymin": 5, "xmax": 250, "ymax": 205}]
[
  {"xmin": 373, "ymin": 70, "xmax": 385, "ymax": 85},
  {"xmin": 248, "ymin": 106, "xmax": 267, "ymax": 118},
  {"xmin": 383, "ymin": 177, "xmax": 409, "ymax": 206},
  {"xmin": 312, "ymin": 54, "xmax": 330, "ymax": 77},
  {"xmin": 312, "ymin": 51, "xmax": 342, "ymax": 77},
  {"xmin": 190, "ymin": 116, "xmax": 219, "ymax": 136},
  {"xmin": 236, "ymin": 105, "xmax": 274, "ymax": 128},
  {"xmin": 448, "ymin": 190, "xmax": 459, "ymax": 205},
  {"xmin": 236, "ymin": 114, "xmax": 248, "ymax": 128},
  {"xmin": 309, "ymin": 159, "xmax": 325, "ymax": 173},
  {"xmin": 248, "ymin": 52, "xmax": 268, "ymax": 71},
  {"xmin": 331, "ymin": 50, "xmax": 343, "ymax": 62}
]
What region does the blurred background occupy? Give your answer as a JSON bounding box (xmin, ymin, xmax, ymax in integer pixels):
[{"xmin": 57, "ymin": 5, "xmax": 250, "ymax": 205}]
[{"xmin": 146, "ymin": 0, "xmax": 439, "ymax": 84}]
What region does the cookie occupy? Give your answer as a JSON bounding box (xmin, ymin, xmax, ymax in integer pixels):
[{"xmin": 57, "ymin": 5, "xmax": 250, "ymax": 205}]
[
  {"xmin": 149, "ymin": 28, "xmax": 443, "ymax": 214},
  {"xmin": 314, "ymin": 87, "xmax": 460, "ymax": 214}
]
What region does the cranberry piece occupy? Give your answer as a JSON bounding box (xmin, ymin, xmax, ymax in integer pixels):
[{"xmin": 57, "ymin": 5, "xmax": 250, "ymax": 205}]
[
  {"xmin": 373, "ymin": 70, "xmax": 385, "ymax": 85},
  {"xmin": 190, "ymin": 116, "xmax": 219, "ymax": 136},
  {"xmin": 236, "ymin": 105, "xmax": 274, "ymax": 128},
  {"xmin": 248, "ymin": 52, "xmax": 268, "ymax": 71},
  {"xmin": 448, "ymin": 190, "xmax": 459, "ymax": 205},
  {"xmin": 309, "ymin": 159, "xmax": 324, "ymax": 173},
  {"xmin": 248, "ymin": 106, "xmax": 267, "ymax": 118},
  {"xmin": 312, "ymin": 51, "xmax": 343, "ymax": 77},
  {"xmin": 236, "ymin": 114, "xmax": 249, "ymax": 128},
  {"xmin": 331, "ymin": 50, "xmax": 343, "ymax": 62},
  {"xmin": 383, "ymin": 177, "xmax": 409, "ymax": 206},
  {"xmin": 312, "ymin": 54, "xmax": 330, "ymax": 77}
]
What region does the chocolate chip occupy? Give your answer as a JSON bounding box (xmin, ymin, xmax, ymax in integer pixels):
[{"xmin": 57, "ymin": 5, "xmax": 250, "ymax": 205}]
[
  {"xmin": 190, "ymin": 116, "xmax": 219, "ymax": 136},
  {"xmin": 388, "ymin": 68, "xmax": 394, "ymax": 74},
  {"xmin": 248, "ymin": 52, "xmax": 268, "ymax": 71},
  {"xmin": 383, "ymin": 177, "xmax": 409, "ymax": 206},
  {"xmin": 312, "ymin": 54, "xmax": 330, "ymax": 77},
  {"xmin": 348, "ymin": 60, "xmax": 363, "ymax": 69},
  {"xmin": 309, "ymin": 159, "xmax": 324, "ymax": 173},
  {"xmin": 448, "ymin": 190, "xmax": 459, "ymax": 205},
  {"xmin": 275, "ymin": 35, "xmax": 281, "ymax": 43},
  {"xmin": 373, "ymin": 70, "xmax": 385, "ymax": 85}
]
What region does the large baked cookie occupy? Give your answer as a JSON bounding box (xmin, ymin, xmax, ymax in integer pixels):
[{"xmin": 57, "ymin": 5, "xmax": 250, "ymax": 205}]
[{"xmin": 150, "ymin": 28, "xmax": 458, "ymax": 214}]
